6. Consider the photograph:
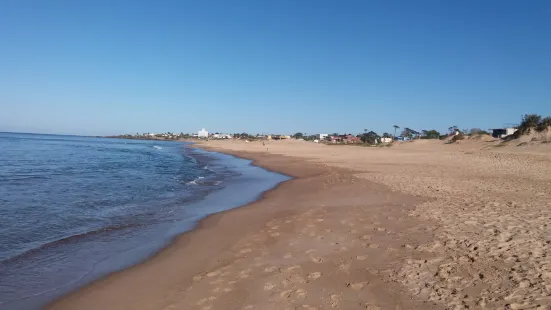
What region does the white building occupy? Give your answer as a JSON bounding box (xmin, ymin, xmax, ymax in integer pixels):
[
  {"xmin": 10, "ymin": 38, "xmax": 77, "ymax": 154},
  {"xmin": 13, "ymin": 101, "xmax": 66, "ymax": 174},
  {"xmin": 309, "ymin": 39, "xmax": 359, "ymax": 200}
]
[
  {"xmin": 319, "ymin": 134, "xmax": 328, "ymax": 141},
  {"xmin": 212, "ymin": 133, "xmax": 232, "ymax": 139},
  {"xmin": 198, "ymin": 128, "xmax": 209, "ymax": 138},
  {"xmin": 380, "ymin": 137, "xmax": 393, "ymax": 143},
  {"xmin": 491, "ymin": 128, "xmax": 518, "ymax": 139}
]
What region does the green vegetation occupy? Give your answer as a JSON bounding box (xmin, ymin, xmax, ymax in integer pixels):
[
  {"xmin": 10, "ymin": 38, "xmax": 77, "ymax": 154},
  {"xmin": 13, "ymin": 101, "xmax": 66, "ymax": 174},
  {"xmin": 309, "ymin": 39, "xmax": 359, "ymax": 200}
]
[
  {"xmin": 513, "ymin": 114, "xmax": 551, "ymax": 138},
  {"xmin": 451, "ymin": 133, "xmax": 465, "ymax": 142},
  {"xmin": 421, "ymin": 129, "xmax": 440, "ymax": 139},
  {"xmin": 538, "ymin": 117, "xmax": 551, "ymax": 131},
  {"xmin": 360, "ymin": 131, "xmax": 380, "ymax": 144},
  {"xmin": 393, "ymin": 125, "xmax": 400, "ymax": 138},
  {"xmin": 400, "ymin": 128, "xmax": 419, "ymax": 139},
  {"xmin": 469, "ymin": 128, "xmax": 489, "ymax": 136}
]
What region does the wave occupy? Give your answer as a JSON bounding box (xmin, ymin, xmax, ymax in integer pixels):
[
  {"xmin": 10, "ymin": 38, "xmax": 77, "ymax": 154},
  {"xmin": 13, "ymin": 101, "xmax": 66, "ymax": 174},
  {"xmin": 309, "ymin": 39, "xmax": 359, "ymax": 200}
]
[
  {"xmin": 0, "ymin": 223, "xmax": 144, "ymax": 266},
  {"xmin": 186, "ymin": 176, "xmax": 205, "ymax": 185},
  {"xmin": 153, "ymin": 145, "xmax": 162, "ymax": 150},
  {"xmin": 1, "ymin": 175, "xmax": 50, "ymax": 182}
]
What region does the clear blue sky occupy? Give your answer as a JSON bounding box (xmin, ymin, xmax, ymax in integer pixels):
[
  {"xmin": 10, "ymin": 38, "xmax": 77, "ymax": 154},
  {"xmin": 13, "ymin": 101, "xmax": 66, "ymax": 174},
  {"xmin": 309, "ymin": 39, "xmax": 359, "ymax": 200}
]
[{"xmin": 1, "ymin": 0, "xmax": 550, "ymax": 136}]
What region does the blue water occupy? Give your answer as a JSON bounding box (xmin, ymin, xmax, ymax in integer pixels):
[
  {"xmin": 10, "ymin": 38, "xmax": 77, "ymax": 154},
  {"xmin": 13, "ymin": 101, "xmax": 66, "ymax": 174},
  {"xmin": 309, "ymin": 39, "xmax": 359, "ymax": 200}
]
[{"xmin": 0, "ymin": 133, "xmax": 289, "ymax": 310}]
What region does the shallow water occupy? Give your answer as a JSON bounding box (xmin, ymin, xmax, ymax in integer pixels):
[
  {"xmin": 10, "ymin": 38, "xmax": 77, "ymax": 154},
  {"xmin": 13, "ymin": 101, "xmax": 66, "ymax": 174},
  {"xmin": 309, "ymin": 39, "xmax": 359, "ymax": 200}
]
[{"xmin": 0, "ymin": 133, "xmax": 289, "ymax": 309}]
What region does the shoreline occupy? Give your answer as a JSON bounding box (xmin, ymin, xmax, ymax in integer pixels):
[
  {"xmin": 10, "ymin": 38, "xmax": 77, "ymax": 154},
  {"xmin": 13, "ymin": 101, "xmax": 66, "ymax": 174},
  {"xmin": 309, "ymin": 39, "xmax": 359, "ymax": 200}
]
[
  {"xmin": 2, "ymin": 145, "xmax": 287, "ymax": 310},
  {"xmin": 47, "ymin": 144, "xmax": 439, "ymax": 310},
  {"xmin": 44, "ymin": 147, "xmax": 299, "ymax": 310}
]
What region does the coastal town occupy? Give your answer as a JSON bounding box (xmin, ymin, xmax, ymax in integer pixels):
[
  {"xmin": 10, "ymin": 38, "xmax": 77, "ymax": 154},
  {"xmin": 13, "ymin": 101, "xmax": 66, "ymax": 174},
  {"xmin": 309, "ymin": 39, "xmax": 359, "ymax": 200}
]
[{"xmin": 106, "ymin": 113, "xmax": 551, "ymax": 145}]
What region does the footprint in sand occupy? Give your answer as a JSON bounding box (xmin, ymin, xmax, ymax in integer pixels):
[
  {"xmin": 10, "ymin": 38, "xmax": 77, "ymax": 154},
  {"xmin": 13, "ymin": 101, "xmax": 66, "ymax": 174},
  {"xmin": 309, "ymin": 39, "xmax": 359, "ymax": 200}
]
[
  {"xmin": 308, "ymin": 272, "xmax": 322, "ymax": 280},
  {"xmin": 209, "ymin": 278, "xmax": 224, "ymax": 285},
  {"xmin": 286, "ymin": 265, "xmax": 301, "ymax": 272},
  {"xmin": 264, "ymin": 266, "xmax": 277, "ymax": 273},
  {"xmin": 347, "ymin": 281, "xmax": 368, "ymax": 290},
  {"xmin": 290, "ymin": 274, "xmax": 306, "ymax": 284},
  {"xmin": 328, "ymin": 294, "xmax": 342, "ymax": 308},
  {"xmin": 196, "ymin": 298, "xmax": 208, "ymax": 306},
  {"xmin": 211, "ymin": 287, "xmax": 221, "ymax": 293},
  {"xmin": 239, "ymin": 248, "xmax": 252, "ymax": 254},
  {"xmin": 296, "ymin": 289, "xmax": 307, "ymax": 299},
  {"xmin": 206, "ymin": 271, "xmax": 220, "ymax": 277},
  {"xmin": 264, "ymin": 282, "xmax": 275, "ymax": 291},
  {"xmin": 338, "ymin": 262, "xmax": 351, "ymax": 273},
  {"xmin": 193, "ymin": 275, "xmax": 204, "ymax": 282},
  {"xmin": 280, "ymin": 290, "xmax": 294, "ymax": 299},
  {"xmin": 311, "ymin": 256, "xmax": 324, "ymax": 263},
  {"xmin": 356, "ymin": 255, "xmax": 367, "ymax": 261}
]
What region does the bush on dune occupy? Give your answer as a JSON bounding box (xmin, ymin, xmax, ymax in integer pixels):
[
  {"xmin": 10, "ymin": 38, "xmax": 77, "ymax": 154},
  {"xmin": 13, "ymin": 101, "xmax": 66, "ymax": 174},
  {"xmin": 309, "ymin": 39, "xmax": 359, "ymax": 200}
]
[
  {"xmin": 538, "ymin": 117, "xmax": 551, "ymax": 132},
  {"xmin": 451, "ymin": 133, "xmax": 465, "ymax": 142}
]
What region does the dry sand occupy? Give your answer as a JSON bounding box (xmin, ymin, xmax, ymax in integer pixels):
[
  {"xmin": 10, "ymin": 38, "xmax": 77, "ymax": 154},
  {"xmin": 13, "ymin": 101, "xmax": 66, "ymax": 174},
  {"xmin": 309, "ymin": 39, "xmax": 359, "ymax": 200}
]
[{"xmin": 48, "ymin": 139, "xmax": 551, "ymax": 310}]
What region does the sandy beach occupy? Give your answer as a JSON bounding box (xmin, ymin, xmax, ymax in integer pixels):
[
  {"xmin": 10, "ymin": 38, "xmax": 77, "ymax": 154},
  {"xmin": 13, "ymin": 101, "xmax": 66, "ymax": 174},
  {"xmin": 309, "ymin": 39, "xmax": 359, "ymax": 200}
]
[{"xmin": 48, "ymin": 138, "xmax": 551, "ymax": 310}]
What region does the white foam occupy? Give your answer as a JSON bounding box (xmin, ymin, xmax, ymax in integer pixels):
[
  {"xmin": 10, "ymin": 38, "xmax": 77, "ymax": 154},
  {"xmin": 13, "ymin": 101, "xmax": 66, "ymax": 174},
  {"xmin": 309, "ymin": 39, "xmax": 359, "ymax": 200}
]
[{"xmin": 186, "ymin": 176, "xmax": 204, "ymax": 185}]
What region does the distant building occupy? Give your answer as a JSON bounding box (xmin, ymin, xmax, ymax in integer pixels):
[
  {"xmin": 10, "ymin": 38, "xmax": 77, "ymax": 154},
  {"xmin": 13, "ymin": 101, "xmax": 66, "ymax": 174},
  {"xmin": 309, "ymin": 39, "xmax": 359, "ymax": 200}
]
[
  {"xmin": 319, "ymin": 134, "xmax": 328, "ymax": 141},
  {"xmin": 198, "ymin": 128, "xmax": 209, "ymax": 138},
  {"xmin": 380, "ymin": 137, "xmax": 392, "ymax": 143},
  {"xmin": 212, "ymin": 133, "xmax": 232, "ymax": 139},
  {"xmin": 491, "ymin": 128, "xmax": 517, "ymax": 139},
  {"xmin": 331, "ymin": 134, "xmax": 360, "ymax": 144}
]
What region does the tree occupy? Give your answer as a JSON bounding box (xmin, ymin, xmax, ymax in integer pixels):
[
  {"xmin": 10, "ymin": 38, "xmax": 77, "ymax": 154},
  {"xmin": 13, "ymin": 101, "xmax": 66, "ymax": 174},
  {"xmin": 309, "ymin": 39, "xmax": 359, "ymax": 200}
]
[
  {"xmin": 469, "ymin": 128, "xmax": 490, "ymax": 135},
  {"xmin": 448, "ymin": 126, "xmax": 458, "ymax": 134},
  {"xmin": 401, "ymin": 128, "xmax": 419, "ymax": 139},
  {"xmin": 393, "ymin": 125, "xmax": 400, "ymax": 138},
  {"xmin": 382, "ymin": 132, "xmax": 392, "ymax": 138},
  {"xmin": 360, "ymin": 131, "xmax": 380, "ymax": 144},
  {"xmin": 293, "ymin": 132, "xmax": 304, "ymax": 139},
  {"xmin": 421, "ymin": 129, "xmax": 440, "ymax": 139}
]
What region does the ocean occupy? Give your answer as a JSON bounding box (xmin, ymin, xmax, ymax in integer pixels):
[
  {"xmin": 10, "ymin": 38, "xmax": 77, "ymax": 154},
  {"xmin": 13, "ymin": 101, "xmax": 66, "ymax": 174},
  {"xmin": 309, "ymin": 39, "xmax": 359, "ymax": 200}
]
[{"xmin": 0, "ymin": 133, "xmax": 289, "ymax": 310}]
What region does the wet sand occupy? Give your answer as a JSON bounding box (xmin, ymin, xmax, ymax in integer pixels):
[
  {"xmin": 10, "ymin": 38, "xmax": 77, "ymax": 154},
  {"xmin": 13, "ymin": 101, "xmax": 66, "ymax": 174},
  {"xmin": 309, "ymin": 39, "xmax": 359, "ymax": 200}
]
[{"xmin": 48, "ymin": 146, "xmax": 440, "ymax": 310}]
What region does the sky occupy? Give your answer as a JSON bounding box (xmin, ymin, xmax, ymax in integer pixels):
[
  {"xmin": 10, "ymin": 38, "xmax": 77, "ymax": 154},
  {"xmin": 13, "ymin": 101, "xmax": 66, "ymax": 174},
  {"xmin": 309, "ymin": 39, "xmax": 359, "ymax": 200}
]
[{"xmin": 1, "ymin": 0, "xmax": 550, "ymax": 136}]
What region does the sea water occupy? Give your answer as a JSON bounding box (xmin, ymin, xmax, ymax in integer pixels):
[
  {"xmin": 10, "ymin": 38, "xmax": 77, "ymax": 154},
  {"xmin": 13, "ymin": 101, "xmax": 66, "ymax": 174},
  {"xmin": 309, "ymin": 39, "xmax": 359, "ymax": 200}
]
[{"xmin": 0, "ymin": 133, "xmax": 289, "ymax": 309}]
